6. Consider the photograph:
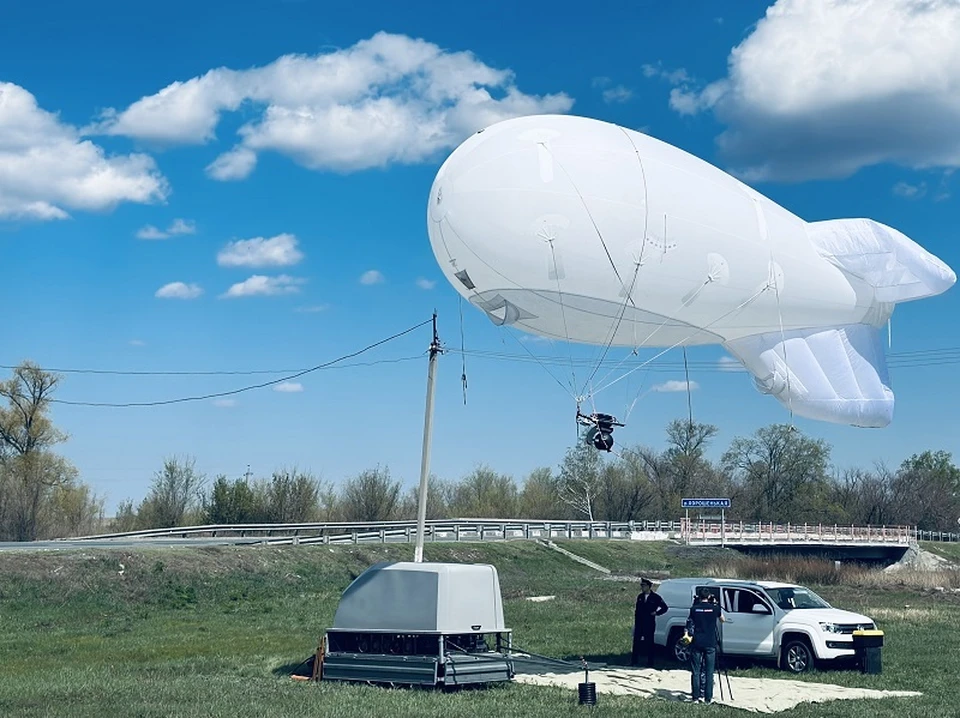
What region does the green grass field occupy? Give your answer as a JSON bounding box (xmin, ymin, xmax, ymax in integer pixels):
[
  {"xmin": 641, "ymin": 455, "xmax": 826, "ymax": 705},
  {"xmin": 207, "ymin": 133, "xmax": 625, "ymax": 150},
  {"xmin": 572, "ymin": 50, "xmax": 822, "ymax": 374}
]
[{"xmin": 0, "ymin": 539, "xmax": 956, "ymax": 717}]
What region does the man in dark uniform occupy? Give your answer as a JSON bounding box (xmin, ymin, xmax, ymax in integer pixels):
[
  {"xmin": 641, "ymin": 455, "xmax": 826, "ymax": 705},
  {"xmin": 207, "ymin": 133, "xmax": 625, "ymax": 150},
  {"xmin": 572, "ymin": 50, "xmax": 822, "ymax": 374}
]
[
  {"xmin": 631, "ymin": 578, "xmax": 668, "ymax": 667},
  {"xmin": 684, "ymin": 588, "xmax": 725, "ymax": 703}
]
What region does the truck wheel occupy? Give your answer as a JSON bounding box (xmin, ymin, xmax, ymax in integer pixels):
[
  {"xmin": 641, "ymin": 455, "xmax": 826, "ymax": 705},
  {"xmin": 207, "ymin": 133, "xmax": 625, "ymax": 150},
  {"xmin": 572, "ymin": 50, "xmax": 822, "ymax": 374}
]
[
  {"xmin": 670, "ymin": 629, "xmax": 691, "ymax": 664},
  {"xmin": 781, "ymin": 638, "xmax": 814, "ymax": 673}
]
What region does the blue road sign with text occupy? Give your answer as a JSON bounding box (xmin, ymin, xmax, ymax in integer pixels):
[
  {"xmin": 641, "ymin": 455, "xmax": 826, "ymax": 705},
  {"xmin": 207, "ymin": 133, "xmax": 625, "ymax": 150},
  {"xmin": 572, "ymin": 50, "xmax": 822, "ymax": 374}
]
[{"xmin": 681, "ymin": 498, "xmax": 731, "ymax": 509}]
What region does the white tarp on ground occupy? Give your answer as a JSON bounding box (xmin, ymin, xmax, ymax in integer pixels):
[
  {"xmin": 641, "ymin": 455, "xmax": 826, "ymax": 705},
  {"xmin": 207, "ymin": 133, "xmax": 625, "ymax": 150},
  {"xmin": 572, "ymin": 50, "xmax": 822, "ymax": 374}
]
[{"xmin": 513, "ymin": 666, "xmax": 921, "ymax": 713}]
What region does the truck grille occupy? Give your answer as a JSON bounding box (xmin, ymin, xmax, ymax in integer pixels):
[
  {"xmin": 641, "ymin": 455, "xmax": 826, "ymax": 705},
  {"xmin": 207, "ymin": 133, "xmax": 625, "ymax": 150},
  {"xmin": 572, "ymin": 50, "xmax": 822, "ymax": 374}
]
[{"xmin": 836, "ymin": 623, "xmax": 875, "ymax": 634}]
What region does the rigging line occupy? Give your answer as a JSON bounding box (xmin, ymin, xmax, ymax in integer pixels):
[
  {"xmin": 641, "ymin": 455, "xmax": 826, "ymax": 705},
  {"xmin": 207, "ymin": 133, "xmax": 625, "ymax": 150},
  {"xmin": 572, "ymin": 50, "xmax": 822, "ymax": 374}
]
[
  {"xmin": 756, "ymin": 195, "xmax": 794, "ymax": 424},
  {"xmin": 578, "ymin": 258, "xmax": 644, "ymax": 399},
  {"xmin": 459, "ymin": 273, "xmax": 578, "ymax": 401},
  {"xmin": 589, "ymin": 275, "xmax": 712, "ymax": 396},
  {"xmin": 683, "ymin": 346, "xmax": 693, "ymax": 427},
  {"xmin": 772, "ymin": 272, "xmax": 794, "ymax": 423},
  {"xmin": 458, "ymin": 295, "xmax": 468, "ymax": 405},
  {"xmin": 48, "ymin": 317, "xmax": 434, "ymax": 408},
  {"xmin": 618, "ymin": 126, "xmax": 650, "ymax": 366},
  {"xmin": 592, "ymin": 283, "xmax": 772, "ymax": 395},
  {"xmin": 540, "ymin": 144, "xmax": 627, "ymax": 291},
  {"xmin": 546, "ymin": 237, "xmax": 579, "ymax": 396}
]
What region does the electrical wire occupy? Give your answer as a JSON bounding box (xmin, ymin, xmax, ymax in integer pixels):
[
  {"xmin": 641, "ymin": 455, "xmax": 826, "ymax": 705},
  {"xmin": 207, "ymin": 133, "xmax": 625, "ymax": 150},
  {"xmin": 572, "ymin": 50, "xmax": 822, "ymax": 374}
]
[
  {"xmin": 0, "ymin": 356, "xmax": 422, "ymax": 377},
  {"xmin": 6, "ymin": 345, "xmax": 960, "ymax": 381},
  {"xmin": 45, "ymin": 318, "xmax": 433, "ymax": 408}
]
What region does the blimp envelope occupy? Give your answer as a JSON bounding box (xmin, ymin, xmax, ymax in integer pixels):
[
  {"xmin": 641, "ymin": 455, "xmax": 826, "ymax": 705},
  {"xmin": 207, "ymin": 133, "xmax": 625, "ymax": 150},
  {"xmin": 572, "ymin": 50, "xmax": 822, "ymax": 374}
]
[{"xmin": 426, "ymin": 114, "xmax": 955, "ymax": 428}]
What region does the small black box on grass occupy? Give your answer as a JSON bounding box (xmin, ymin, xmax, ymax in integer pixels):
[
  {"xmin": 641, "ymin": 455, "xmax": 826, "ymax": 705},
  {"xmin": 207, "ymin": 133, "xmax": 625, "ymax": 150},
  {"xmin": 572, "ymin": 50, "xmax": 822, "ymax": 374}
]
[{"xmin": 852, "ymin": 629, "xmax": 884, "ymax": 674}]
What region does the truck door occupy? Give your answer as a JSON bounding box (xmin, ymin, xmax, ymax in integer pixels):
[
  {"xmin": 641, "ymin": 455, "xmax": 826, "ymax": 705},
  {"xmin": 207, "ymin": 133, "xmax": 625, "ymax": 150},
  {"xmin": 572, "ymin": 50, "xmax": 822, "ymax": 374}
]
[{"xmin": 720, "ymin": 587, "xmax": 776, "ymax": 657}]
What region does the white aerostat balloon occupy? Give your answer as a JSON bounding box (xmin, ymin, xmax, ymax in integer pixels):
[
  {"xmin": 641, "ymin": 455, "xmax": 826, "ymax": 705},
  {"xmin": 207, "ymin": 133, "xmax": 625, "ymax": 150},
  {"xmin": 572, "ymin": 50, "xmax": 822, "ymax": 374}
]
[{"xmin": 426, "ymin": 114, "xmax": 956, "ymax": 428}]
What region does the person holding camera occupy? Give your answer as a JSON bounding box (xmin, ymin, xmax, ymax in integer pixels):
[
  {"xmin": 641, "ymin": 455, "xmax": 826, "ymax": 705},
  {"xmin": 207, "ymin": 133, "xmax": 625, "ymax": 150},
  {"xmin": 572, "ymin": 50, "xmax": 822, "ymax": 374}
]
[{"xmin": 682, "ymin": 588, "xmax": 725, "ymax": 704}]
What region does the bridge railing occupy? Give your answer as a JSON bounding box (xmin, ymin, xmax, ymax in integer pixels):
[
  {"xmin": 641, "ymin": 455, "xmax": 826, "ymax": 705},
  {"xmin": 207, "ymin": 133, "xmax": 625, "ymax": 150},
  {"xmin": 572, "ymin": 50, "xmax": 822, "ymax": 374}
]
[
  {"xmin": 680, "ymin": 519, "xmax": 914, "ymax": 545},
  {"xmin": 63, "ymin": 519, "xmax": 683, "ymax": 543}
]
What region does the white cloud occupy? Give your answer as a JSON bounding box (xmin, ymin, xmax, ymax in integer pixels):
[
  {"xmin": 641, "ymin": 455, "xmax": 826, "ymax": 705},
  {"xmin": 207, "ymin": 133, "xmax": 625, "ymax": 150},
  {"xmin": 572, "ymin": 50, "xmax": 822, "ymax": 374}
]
[
  {"xmin": 217, "ymin": 233, "xmax": 304, "ymax": 267},
  {"xmin": 717, "ymin": 356, "xmax": 744, "ymax": 372},
  {"xmin": 155, "ymin": 281, "xmax": 203, "ymax": 299},
  {"xmin": 592, "ymin": 76, "xmax": 633, "ymax": 104},
  {"xmin": 360, "ymin": 269, "xmax": 384, "ymax": 285},
  {"xmin": 664, "ymin": 0, "xmax": 960, "ymax": 181},
  {"xmin": 221, "ymin": 274, "xmax": 305, "ymax": 298},
  {"xmin": 213, "ymin": 398, "xmax": 237, "ymax": 407},
  {"xmin": 135, "ymin": 217, "xmax": 196, "ymax": 239},
  {"xmin": 129, "ymin": 339, "xmax": 146, "ymax": 347},
  {"xmin": 168, "ymin": 218, "xmax": 196, "ymax": 234},
  {"xmin": 295, "ymin": 304, "xmax": 329, "ymax": 313},
  {"xmin": 136, "ymin": 224, "xmax": 167, "ymax": 239},
  {"xmin": 90, "ymin": 32, "xmax": 574, "ymax": 177},
  {"xmin": 0, "ymin": 82, "xmax": 168, "ymax": 221},
  {"xmin": 653, "ymin": 379, "xmax": 699, "ymax": 393},
  {"xmin": 416, "ymin": 277, "xmax": 436, "ymax": 289},
  {"xmin": 206, "ymin": 146, "xmax": 257, "ymax": 181},
  {"xmin": 274, "ymin": 382, "xmax": 303, "ymax": 393},
  {"xmin": 893, "ymin": 181, "xmax": 927, "ymax": 199}
]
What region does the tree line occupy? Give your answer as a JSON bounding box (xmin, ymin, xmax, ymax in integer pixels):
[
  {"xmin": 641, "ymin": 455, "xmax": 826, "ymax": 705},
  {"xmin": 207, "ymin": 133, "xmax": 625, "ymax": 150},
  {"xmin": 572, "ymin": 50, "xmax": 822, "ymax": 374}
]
[{"xmin": 2, "ymin": 361, "xmax": 958, "ymax": 540}]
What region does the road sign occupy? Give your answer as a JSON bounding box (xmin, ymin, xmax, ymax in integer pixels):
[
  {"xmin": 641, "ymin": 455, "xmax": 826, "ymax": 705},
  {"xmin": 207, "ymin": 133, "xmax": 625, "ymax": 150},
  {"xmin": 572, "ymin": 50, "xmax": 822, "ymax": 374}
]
[{"xmin": 681, "ymin": 498, "xmax": 731, "ymax": 509}]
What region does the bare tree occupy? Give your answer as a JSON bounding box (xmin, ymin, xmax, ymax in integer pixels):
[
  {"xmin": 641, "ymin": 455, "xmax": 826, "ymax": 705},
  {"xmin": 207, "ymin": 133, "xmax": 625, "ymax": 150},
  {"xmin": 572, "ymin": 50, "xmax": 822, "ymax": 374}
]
[
  {"xmin": 448, "ymin": 465, "xmax": 519, "ymax": 518},
  {"xmin": 339, "ymin": 465, "xmax": 402, "ymax": 521},
  {"xmin": 556, "ymin": 441, "xmax": 605, "ymax": 520},
  {"xmin": 137, "ymin": 455, "xmax": 206, "ymax": 528}
]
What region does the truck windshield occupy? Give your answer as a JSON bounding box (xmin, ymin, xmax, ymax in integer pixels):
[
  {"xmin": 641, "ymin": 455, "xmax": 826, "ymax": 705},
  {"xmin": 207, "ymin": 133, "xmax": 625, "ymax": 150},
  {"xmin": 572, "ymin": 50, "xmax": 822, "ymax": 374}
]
[{"xmin": 765, "ymin": 587, "xmax": 831, "ymax": 610}]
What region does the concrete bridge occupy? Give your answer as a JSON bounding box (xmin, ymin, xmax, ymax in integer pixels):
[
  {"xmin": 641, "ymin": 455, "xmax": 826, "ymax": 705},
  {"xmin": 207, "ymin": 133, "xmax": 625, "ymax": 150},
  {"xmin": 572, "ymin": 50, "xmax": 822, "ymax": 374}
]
[{"xmin": 680, "ymin": 519, "xmax": 915, "ymax": 562}]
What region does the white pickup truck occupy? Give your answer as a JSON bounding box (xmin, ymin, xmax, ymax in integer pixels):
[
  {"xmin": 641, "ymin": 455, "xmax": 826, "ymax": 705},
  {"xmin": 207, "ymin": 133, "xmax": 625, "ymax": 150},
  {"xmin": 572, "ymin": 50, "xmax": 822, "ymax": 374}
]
[{"xmin": 653, "ymin": 577, "xmax": 877, "ymax": 673}]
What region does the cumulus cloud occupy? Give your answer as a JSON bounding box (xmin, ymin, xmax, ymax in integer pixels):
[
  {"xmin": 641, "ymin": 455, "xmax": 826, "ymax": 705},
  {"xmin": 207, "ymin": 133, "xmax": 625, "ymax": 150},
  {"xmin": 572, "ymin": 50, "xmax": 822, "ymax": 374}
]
[
  {"xmin": 360, "ymin": 269, "xmax": 384, "ymax": 285},
  {"xmin": 893, "ymin": 181, "xmax": 927, "ymax": 199},
  {"xmin": 217, "ymin": 233, "xmax": 304, "ymax": 267},
  {"xmin": 663, "ymin": 0, "xmax": 960, "ymax": 181},
  {"xmin": 416, "ymin": 277, "xmax": 436, "ymax": 289},
  {"xmin": 90, "ymin": 32, "xmax": 574, "ymax": 178},
  {"xmin": 717, "ymin": 356, "xmax": 744, "ymax": 372},
  {"xmin": 592, "ymin": 76, "xmax": 633, "ymax": 104},
  {"xmin": 221, "ymin": 274, "xmax": 305, "ymax": 298},
  {"xmin": 274, "ymin": 382, "xmax": 303, "ymax": 393},
  {"xmin": 0, "ymin": 82, "xmax": 168, "ymax": 221},
  {"xmin": 155, "ymin": 281, "xmax": 203, "ymax": 299},
  {"xmin": 135, "ymin": 217, "xmax": 196, "ymax": 239},
  {"xmin": 653, "ymin": 379, "xmax": 699, "ymax": 393}
]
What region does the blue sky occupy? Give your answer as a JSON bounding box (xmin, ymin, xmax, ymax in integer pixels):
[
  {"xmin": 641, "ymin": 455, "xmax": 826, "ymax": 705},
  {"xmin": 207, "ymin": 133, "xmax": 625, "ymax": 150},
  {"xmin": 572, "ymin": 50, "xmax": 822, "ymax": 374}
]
[{"xmin": 2, "ymin": 0, "xmax": 958, "ymax": 514}]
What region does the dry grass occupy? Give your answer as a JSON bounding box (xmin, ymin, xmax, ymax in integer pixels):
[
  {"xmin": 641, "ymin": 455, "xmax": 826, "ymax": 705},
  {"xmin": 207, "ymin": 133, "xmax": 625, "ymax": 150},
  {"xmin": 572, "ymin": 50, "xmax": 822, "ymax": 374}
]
[{"xmin": 703, "ymin": 554, "xmax": 960, "ymax": 592}]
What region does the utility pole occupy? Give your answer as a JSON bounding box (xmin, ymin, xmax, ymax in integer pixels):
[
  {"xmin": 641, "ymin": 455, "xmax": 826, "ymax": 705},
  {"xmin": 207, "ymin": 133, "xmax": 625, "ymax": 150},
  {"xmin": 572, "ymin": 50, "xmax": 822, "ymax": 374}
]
[{"xmin": 414, "ymin": 311, "xmax": 442, "ymax": 563}]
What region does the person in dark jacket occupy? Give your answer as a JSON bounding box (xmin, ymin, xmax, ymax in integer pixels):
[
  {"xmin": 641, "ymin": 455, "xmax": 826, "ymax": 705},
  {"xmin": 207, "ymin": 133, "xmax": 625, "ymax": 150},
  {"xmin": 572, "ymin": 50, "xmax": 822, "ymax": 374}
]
[
  {"xmin": 684, "ymin": 588, "xmax": 725, "ymax": 703},
  {"xmin": 631, "ymin": 578, "xmax": 668, "ymax": 667}
]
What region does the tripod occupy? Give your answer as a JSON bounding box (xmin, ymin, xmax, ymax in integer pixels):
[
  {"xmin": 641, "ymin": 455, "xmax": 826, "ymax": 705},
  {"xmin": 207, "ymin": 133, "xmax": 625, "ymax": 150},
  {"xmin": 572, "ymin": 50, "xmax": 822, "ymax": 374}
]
[{"xmin": 715, "ymin": 621, "xmax": 733, "ymax": 701}]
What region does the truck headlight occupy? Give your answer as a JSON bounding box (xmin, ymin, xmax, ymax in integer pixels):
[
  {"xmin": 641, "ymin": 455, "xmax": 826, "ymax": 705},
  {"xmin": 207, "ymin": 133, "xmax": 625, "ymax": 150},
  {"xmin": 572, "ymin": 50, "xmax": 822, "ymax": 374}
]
[{"xmin": 819, "ymin": 622, "xmax": 842, "ymax": 634}]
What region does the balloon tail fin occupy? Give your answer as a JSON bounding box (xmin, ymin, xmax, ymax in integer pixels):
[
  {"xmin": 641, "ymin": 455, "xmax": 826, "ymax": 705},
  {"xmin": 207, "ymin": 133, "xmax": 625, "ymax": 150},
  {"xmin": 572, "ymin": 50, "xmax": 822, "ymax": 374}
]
[{"xmin": 724, "ymin": 323, "xmax": 893, "ymax": 428}]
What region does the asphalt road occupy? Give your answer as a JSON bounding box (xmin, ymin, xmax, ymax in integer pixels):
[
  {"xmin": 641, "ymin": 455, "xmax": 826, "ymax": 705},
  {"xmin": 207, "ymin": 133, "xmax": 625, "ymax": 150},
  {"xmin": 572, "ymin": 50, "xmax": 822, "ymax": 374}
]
[{"xmin": 0, "ymin": 537, "xmax": 267, "ymax": 551}]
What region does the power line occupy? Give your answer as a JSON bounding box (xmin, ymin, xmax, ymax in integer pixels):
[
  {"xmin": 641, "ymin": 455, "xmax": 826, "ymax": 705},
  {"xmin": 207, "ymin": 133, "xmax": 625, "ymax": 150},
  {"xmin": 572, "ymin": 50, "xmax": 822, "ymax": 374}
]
[
  {"xmin": 0, "ymin": 356, "xmax": 421, "ymax": 376},
  {"xmin": 7, "ymin": 345, "xmax": 960, "ymax": 378},
  {"xmin": 47, "ymin": 318, "xmax": 433, "ymax": 408}
]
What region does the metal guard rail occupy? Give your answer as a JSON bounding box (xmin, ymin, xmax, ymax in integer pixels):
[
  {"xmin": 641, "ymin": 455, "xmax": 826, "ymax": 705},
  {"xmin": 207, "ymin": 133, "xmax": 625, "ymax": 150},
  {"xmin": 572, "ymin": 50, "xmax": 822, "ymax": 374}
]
[{"xmin": 59, "ymin": 519, "xmax": 959, "ymax": 544}]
